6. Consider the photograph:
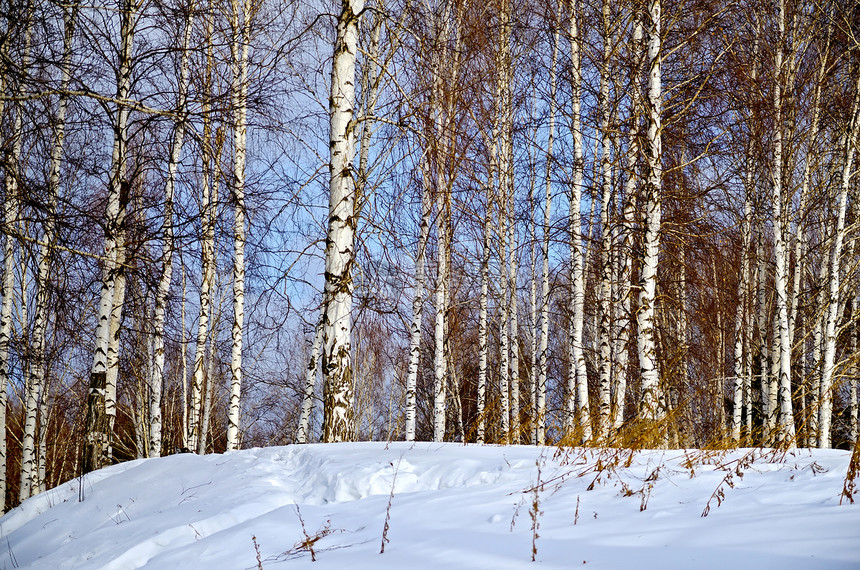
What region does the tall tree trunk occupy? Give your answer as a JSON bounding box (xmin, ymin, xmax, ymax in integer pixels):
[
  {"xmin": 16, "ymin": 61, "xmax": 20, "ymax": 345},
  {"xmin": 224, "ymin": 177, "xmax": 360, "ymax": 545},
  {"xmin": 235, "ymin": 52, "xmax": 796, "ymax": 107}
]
[
  {"xmin": 770, "ymin": 0, "xmax": 796, "ymax": 445},
  {"xmin": 637, "ymin": 0, "xmax": 664, "ymax": 436},
  {"xmin": 789, "ymin": 14, "xmax": 830, "ymax": 446},
  {"xmin": 818, "ymin": 72, "xmax": 860, "ymax": 448},
  {"xmin": 732, "ymin": 25, "xmax": 760, "ymax": 442},
  {"xmin": 595, "ymin": 0, "xmax": 613, "ymax": 442},
  {"xmin": 477, "ymin": 170, "xmax": 492, "ymax": 444},
  {"xmin": 0, "ymin": 12, "xmax": 9, "ymax": 512},
  {"xmin": 433, "ymin": 175, "xmax": 450, "ymax": 442},
  {"xmin": 150, "ymin": 1, "xmax": 194, "ymax": 458},
  {"xmin": 566, "ymin": 0, "xmax": 591, "ymax": 442},
  {"xmin": 23, "ymin": 0, "xmax": 76, "ymax": 497},
  {"xmin": 406, "ymin": 170, "xmax": 430, "ymax": 442},
  {"xmin": 190, "ymin": 10, "xmax": 219, "ymax": 452},
  {"xmin": 732, "ymin": 171, "xmax": 754, "ymax": 442},
  {"xmin": 527, "ymin": 90, "xmax": 538, "ymax": 446},
  {"xmin": 537, "ymin": 3, "xmax": 560, "ymax": 446},
  {"xmin": 498, "ymin": 181, "xmax": 510, "ymax": 442},
  {"xmin": 84, "ymin": 0, "xmax": 136, "ymax": 474},
  {"xmin": 180, "ymin": 266, "xmax": 188, "ymax": 451},
  {"xmin": 226, "ymin": 0, "xmax": 252, "ymax": 452},
  {"xmin": 322, "ymin": 0, "xmax": 361, "ymax": 442},
  {"xmin": 11, "ymin": 0, "xmax": 37, "ymax": 500},
  {"xmin": 849, "ymin": 294, "xmax": 858, "ymax": 444},
  {"xmin": 755, "ymin": 209, "xmax": 773, "ymax": 440},
  {"xmin": 612, "ymin": 6, "xmax": 644, "ymax": 434},
  {"xmin": 509, "ymin": 188, "xmax": 519, "ymax": 441}
]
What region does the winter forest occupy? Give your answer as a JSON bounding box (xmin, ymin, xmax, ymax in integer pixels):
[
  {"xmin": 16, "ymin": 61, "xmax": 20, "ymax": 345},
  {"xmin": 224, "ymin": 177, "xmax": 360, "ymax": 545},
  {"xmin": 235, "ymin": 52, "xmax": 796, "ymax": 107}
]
[{"xmin": 0, "ymin": 0, "xmax": 858, "ymax": 514}]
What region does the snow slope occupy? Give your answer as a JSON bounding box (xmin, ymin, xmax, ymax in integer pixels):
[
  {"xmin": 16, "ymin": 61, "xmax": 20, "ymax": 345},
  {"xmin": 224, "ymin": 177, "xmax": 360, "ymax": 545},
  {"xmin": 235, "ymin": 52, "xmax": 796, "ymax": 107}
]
[{"xmin": 2, "ymin": 443, "xmax": 858, "ymax": 569}]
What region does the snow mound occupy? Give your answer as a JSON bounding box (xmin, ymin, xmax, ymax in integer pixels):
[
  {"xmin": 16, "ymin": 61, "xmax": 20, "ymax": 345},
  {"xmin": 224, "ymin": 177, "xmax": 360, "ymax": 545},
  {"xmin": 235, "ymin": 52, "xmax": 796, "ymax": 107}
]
[{"xmin": 2, "ymin": 443, "xmax": 858, "ymax": 569}]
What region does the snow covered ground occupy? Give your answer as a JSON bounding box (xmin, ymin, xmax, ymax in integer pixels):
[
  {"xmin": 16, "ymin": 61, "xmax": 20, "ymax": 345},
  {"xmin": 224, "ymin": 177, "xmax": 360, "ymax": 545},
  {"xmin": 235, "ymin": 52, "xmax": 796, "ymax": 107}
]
[{"xmin": 2, "ymin": 442, "xmax": 858, "ymax": 569}]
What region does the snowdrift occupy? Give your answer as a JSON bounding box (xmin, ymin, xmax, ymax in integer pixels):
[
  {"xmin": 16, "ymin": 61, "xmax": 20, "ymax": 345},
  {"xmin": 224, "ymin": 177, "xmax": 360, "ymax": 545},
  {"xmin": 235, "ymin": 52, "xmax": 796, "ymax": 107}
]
[{"xmin": 2, "ymin": 443, "xmax": 858, "ymax": 569}]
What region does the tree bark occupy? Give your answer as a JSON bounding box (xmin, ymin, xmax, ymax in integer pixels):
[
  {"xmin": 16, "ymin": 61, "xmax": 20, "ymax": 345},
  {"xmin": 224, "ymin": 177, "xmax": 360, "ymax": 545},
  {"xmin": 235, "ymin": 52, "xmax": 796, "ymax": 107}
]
[
  {"xmin": 818, "ymin": 72, "xmax": 860, "ymax": 448},
  {"xmin": 636, "ymin": 0, "xmax": 664, "ymax": 436},
  {"xmin": 150, "ymin": 1, "xmax": 194, "ymax": 458},
  {"xmin": 566, "ymin": 0, "xmax": 591, "ymax": 442},
  {"xmin": 612, "ymin": 6, "xmax": 644, "ymax": 434},
  {"xmin": 770, "ymin": 0, "xmax": 796, "ymax": 445},
  {"xmin": 595, "ymin": 0, "xmax": 613, "ymax": 442},
  {"xmin": 10, "ymin": 0, "xmax": 37, "ymax": 499},
  {"xmin": 297, "ymin": 316, "xmax": 323, "ymax": 443},
  {"xmin": 322, "ymin": 0, "xmax": 362, "ymax": 442},
  {"xmin": 84, "ymin": 0, "xmax": 135, "ymax": 473},
  {"xmin": 227, "ymin": 0, "xmax": 252, "ymax": 452},
  {"xmin": 190, "ymin": 10, "xmax": 219, "ymax": 452},
  {"xmin": 536, "ymin": 2, "xmax": 560, "ymax": 446}
]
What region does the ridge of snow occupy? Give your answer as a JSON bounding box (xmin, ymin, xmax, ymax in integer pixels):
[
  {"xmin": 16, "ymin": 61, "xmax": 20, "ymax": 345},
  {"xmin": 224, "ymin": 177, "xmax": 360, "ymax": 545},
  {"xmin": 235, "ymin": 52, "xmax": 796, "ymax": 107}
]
[{"xmin": 2, "ymin": 442, "xmax": 857, "ymax": 569}]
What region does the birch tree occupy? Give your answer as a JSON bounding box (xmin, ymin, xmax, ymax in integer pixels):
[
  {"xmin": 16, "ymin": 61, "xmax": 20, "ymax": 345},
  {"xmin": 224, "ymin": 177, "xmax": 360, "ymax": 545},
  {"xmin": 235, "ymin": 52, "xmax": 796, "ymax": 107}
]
[
  {"xmin": 149, "ymin": 0, "xmax": 194, "ymax": 458},
  {"xmin": 189, "ymin": 6, "xmax": 220, "ymax": 453},
  {"xmin": 405, "ymin": 171, "xmax": 430, "ymax": 442},
  {"xmin": 818, "ymin": 70, "xmax": 860, "ymax": 448},
  {"xmin": 566, "ymin": 0, "xmax": 591, "ymax": 442},
  {"xmin": 84, "ymin": 0, "xmax": 140, "ymax": 472},
  {"xmin": 612, "ymin": 3, "xmax": 644, "ymax": 434},
  {"xmin": 636, "ymin": 0, "xmax": 664, "ymax": 435},
  {"xmin": 0, "ymin": 1, "xmax": 23, "ymax": 509},
  {"xmin": 296, "ymin": 316, "xmax": 323, "ymax": 443},
  {"xmin": 20, "ymin": 0, "xmax": 78, "ymax": 499},
  {"xmin": 227, "ymin": 0, "xmax": 253, "ymax": 452},
  {"xmin": 322, "ymin": 0, "xmax": 362, "ymax": 442},
  {"xmin": 595, "ymin": 0, "xmax": 613, "ymax": 441},
  {"xmin": 768, "ymin": 0, "xmax": 796, "ymax": 445},
  {"xmin": 536, "ymin": 0, "xmax": 561, "ymax": 446},
  {"xmin": 476, "ymin": 137, "xmax": 494, "ymax": 444},
  {"xmin": 1, "ymin": 0, "xmax": 34, "ymax": 501}
]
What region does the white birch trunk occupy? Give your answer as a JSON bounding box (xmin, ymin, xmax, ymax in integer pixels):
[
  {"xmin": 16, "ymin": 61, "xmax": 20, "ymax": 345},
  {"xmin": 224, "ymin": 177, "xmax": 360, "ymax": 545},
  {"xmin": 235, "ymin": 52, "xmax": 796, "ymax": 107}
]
[
  {"xmin": 36, "ymin": 378, "xmax": 49, "ymax": 494},
  {"xmin": 770, "ymin": 0, "xmax": 796, "ymax": 444},
  {"xmin": 537, "ymin": 6, "xmax": 560, "ymax": 446},
  {"xmin": 498, "ymin": 184, "xmax": 509, "ymax": 441},
  {"xmin": 198, "ymin": 288, "xmax": 223, "ymax": 454},
  {"xmin": 227, "ymin": 0, "xmax": 251, "ymax": 452},
  {"xmin": 180, "ymin": 267, "xmax": 188, "ymax": 451},
  {"xmin": 528, "ymin": 99, "xmax": 538, "ymax": 446},
  {"xmin": 808, "ymin": 231, "xmax": 829, "ymax": 446},
  {"xmin": 424, "ymin": 0, "xmax": 463, "ymax": 443},
  {"xmin": 595, "ymin": 0, "xmax": 613, "ymax": 441},
  {"xmin": 150, "ymin": 3, "xmax": 194, "ymax": 458},
  {"xmin": 477, "ymin": 174, "xmax": 492, "ymax": 444},
  {"xmin": 818, "ymin": 74, "xmax": 860, "ymax": 448},
  {"xmin": 509, "ymin": 195, "xmax": 520, "ymax": 441},
  {"xmin": 566, "ymin": 0, "xmax": 591, "ymax": 442},
  {"xmin": 10, "ymin": 1, "xmax": 36, "ymax": 499},
  {"xmin": 190, "ymin": 15, "xmax": 218, "ymax": 451},
  {"xmin": 732, "ymin": 29, "xmax": 760, "ymax": 442},
  {"xmin": 322, "ymin": 0, "xmax": 362, "ymax": 442},
  {"xmin": 105, "ymin": 235, "xmax": 128, "ymax": 453},
  {"xmin": 297, "ymin": 316, "xmax": 323, "ymax": 443},
  {"xmin": 612, "ymin": 8, "xmax": 644, "ymax": 434},
  {"xmin": 755, "ymin": 215, "xmax": 774, "ymax": 437},
  {"xmin": 731, "ymin": 188, "xmax": 753, "ymax": 442},
  {"xmin": 790, "ymin": 20, "xmax": 830, "ymax": 445},
  {"xmin": 0, "ymin": 22, "xmax": 9, "ymax": 510},
  {"xmin": 22, "ymin": 0, "xmax": 76, "ymax": 498},
  {"xmin": 849, "ymin": 296, "xmax": 858, "ymax": 444},
  {"xmin": 405, "ymin": 166, "xmax": 431, "ymax": 442},
  {"xmin": 433, "ymin": 182, "xmax": 449, "ymax": 442},
  {"xmin": 637, "ymin": 0, "xmax": 663, "ymax": 431},
  {"xmin": 84, "ymin": 0, "xmax": 135, "ymax": 473}
]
